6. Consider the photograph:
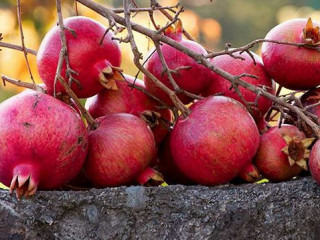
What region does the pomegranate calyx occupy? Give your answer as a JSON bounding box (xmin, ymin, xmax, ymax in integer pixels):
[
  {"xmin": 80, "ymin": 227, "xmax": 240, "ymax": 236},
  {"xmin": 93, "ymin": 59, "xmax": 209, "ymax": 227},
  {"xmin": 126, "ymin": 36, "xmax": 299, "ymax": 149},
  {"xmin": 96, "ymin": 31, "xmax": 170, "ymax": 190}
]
[
  {"xmin": 141, "ymin": 110, "xmax": 162, "ymax": 128},
  {"xmin": 136, "ymin": 167, "xmax": 166, "ymax": 186},
  {"xmin": 164, "ymin": 19, "xmax": 183, "ymax": 41},
  {"xmin": 303, "ymin": 17, "xmax": 320, "ymax": 45},
  {"xmin": 99, "ymin": 65, "xmax": 125, "ymax": 90},
  {"xmin": 281, "ymin": 135, "xmax": 314, "ymax": 170},
  {"xmin": 10, "ymin": 164, "xmax": 39, "ymax": 200}
]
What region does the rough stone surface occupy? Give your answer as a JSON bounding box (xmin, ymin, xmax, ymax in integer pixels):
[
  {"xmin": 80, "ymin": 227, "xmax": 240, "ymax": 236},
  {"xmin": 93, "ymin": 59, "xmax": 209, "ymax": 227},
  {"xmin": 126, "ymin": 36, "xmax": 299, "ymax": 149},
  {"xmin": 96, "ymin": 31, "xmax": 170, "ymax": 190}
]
[{"xmin": 1, "ymin": 176, "xmax": 320, "ymax": 239}]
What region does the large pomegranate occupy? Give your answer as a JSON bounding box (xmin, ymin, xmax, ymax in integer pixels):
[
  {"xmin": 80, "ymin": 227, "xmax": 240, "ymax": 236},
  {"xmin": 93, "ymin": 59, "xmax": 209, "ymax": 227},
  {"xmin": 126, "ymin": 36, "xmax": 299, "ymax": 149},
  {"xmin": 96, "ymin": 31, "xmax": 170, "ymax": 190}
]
[
  {"xmin": 84, "ymin": 113, "xmax": 156, "ymax": 187},
  {"xmin": 85, "ymin": 74, "xmax": 172, "ymax": 144},
  {"xmin": 203, "ymin": 51, "xmax": 275, "ymax": 121},
  {"xmin": 170, "ymin": 96, "xmax": 260, "ymax": 185},
  {"xmin": 261, "ymin": 18, "xmax": 320, "ymax": 90},
  {"xmin": 0, "ymin": 91, "xmax": 88, "ymax": 198},
  {"xmin": 254, "ymin": 125, "xmax": 313, "ymax": 182},
  {"xmin": 37, "ymin": 16, "xmax": 122, "ymax": 98},
  {"xmin": 144, "ymin": 21, "xmax": 211, "ymax": 106}
]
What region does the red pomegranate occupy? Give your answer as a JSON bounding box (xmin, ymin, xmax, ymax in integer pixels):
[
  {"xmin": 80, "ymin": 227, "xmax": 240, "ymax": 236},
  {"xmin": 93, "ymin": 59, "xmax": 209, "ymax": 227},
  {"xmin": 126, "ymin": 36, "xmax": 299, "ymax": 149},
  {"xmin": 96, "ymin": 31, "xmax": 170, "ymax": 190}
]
[
  {"xmin": 85, "ymin": 74, "xmax": 172, "ymax": 144},
  {"xmin": 261, "ymin": 18, "xmax": 320, "ymax": 90},
  {"xmin": 170, "ymin": 96, "xmax": 260, "ymax": 185},
  {"xmin": 144, "ymin": 20, "xmax": 211, "ymax": 106},
  {"xmin": 0, "ymin": 91, "xmax": 88, "ymax": 198},
  {"xmin": 309, "ymin": 140, "xmax": 320, "ymax": 185},
  {"xmin": 84, "ymin": 113, "xmax": 156, "ymax": 187},
  {"xmin": 37, "ymin": 16, "xmax": 122, "ymax": 98},
  {"xmin": 136, "ymin": 167, "xmax": 165, "ymax": 186},
  {"xmin": 238, "ymin": 163, "xmax": 260, "ymax": 183},
  {"xmin": 203, "ymin": 51, "xmax": 275, "ymax": 121},
  {"xmin": 254, "ymin": 125, "xmax": 313, "ymax": 182}
]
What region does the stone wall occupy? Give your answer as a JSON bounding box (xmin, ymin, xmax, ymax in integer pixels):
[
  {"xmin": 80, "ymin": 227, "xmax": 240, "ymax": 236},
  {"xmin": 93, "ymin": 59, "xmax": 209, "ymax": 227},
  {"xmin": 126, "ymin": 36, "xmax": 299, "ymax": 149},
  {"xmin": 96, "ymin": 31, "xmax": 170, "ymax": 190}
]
[{"xmin": 1, "ymin": 176, "xmax": 320, "ymax": 239}]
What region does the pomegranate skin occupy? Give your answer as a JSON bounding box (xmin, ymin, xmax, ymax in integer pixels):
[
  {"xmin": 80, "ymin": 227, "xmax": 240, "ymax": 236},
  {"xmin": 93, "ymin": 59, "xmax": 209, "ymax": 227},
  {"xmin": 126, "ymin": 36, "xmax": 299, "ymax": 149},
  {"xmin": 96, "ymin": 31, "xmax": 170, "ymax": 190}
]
[
  {"xmin": 84, "ymin": 113, "xmax": 157, "ymax": 187},
  {"xmin": 254, "ymin": 125, "xmax": 306, "ymax": 182},
  {"xmin": 203, "ymin": 51, "xmax": 275, "ymax": 121},
  {"xmin": 37, "ymin": 16, "xmax": 121, "ymax": 98},
  {"xmin": 85, "ymin": 75, "xmax": 172, "ymax": 144},
  {"xmin": 0, "ymin": 91, "xmax": 88, "ymax": 194},
  {"xmin": 170, "ymin": 96, "xmax": 260, "ymax": 185},
  {"xmin": 309, "ymin": 140, "xmax": 320, "ymax": 185},
  {"xmin": 261, "ymin": 18, "xmax": 320, "ymax": 90},
  {"xmin": 144, "ymin": 25, "xmax": 211, "ymax": 106}
]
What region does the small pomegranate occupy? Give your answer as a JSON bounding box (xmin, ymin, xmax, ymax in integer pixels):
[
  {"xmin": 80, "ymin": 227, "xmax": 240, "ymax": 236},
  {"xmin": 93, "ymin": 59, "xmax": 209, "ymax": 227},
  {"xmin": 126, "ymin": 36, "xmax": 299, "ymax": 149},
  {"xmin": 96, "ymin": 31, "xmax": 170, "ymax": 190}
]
[
  {"xmin": 254, "ymin": 125, "xmax": 313, "ymax": 182},
  {"xmin": 309, "ymin": 140, "xmax": 320, "ymax": 185},
  {"xmin": 0, "ymin": 91, "xmax": 88, "ymax": 198},
  {"xmin": 170, "ymin": 96, "xmax": 260, "ymax": 185},
  {"xmin": 203, "ymin": 51, "xmax": 275, "ymax": 121},
  {"xmin": 37, "ymin": 16, "xmax": 122, "ymax": 98},
  {"xmin": 85, "ymin": 74, "xmax": 172, "ymax": 144},
  {"xmin": 261, "ymin": 18, "xmax": 320, "ymax": 90},
  {"xmin": 84, "ymin": 113, "xmax": 156, "ymax": 187},
  {"xmin": 238, "ymin": 163, "xmax": 260, "ymax": 183},
  {"xmin": 136, "ymin": 167, "xmax": 165, "ymax": 186},
  {"xmin": 144, "ymin": 20, "xmax": 211, "ymax": 106}
]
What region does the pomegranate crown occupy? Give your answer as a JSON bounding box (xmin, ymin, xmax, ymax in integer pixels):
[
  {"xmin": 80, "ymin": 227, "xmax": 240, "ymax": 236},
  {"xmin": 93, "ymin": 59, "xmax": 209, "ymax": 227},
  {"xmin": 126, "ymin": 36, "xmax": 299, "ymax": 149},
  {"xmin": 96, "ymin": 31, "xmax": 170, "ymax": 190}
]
[
  {"xmin": 164, "ymin": 19, "xmax": 183, "ymax": 41},
  {"xmin": 303, "ymin": 17, "xmax": 320, "ymax": 45}
]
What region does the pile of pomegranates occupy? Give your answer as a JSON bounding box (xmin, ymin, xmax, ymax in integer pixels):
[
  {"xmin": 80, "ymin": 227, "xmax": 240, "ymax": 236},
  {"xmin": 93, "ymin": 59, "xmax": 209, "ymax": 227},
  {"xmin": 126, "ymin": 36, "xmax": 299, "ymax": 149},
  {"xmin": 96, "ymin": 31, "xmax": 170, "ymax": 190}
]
[{"xmin": 3, "ymin": 14, "xmax": 320, "ymax": 200}]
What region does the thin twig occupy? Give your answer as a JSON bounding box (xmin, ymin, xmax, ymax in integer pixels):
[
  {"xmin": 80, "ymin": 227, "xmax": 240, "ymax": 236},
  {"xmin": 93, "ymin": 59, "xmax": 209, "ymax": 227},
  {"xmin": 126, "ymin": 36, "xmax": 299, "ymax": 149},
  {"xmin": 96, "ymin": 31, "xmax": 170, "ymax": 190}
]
[
  {"xmin": 17, "ymin": 0, "xmax": 35, "ymax": 84},
  {"xmin": 206, "ymin": 39, "xmax": 320, "ymax": 59},
  {"xmin": 112, "ymin": 5, "xmax": 178, "ymax": 14},
  {"xmin": 0, "ymin": 41, "xmax": 37, "ymax": 55},
  {"xmin": 1, "ymin": 75, "xmax": 45, "ymax": 93}
]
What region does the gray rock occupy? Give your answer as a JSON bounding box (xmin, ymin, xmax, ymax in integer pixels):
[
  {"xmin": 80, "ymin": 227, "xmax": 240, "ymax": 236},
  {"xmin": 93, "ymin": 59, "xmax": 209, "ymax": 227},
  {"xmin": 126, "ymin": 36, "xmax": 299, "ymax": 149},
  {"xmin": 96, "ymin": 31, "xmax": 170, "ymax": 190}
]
[{"xmin": 1, "ymin": 177, "xmax": 320, "ymax": 240}]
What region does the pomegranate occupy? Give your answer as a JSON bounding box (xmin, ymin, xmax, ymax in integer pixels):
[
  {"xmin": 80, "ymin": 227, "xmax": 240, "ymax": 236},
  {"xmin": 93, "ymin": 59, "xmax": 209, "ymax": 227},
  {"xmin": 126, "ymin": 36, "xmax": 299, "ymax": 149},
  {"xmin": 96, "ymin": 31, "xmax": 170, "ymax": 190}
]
[
  {"xmin": 170, "ymin": 96, "xmax": 260, "ymax": 185},
  {"xmin": 84, "ymin": 113, "xmax": 156, "ymax": 187},
  {"xmin": 203, "ymin": 51, "xmax": 275, "ymax": 121},
  {"xmin": 254, "ymin": 125, "xmax": 313, "ymax": 182},
  {"xmin": 0, "ymin": 91, "xmax": 88, "ymax": 198},
  {"xmin": 261, "ymin": 18, "xmax": 320, "ymax": 90},
  {"xmin": 144, "ymin": 20, "xmax": 211, "ymax": 106},
  {"xmin": 158, "ymin": 135, "xmax": 192, "ymax": 184},
  {"xmin": 238, "ymin": 163, "xmax": 260, "ymax": 183},
  {"xmin": 85, "ymin": 74, "xmax": 172, "ymax": 144},
  {"xmin": 136, "ymin": 167, "xmax": 165, "ymax": 186},
  {"xmin": 309, "ymin": 140, "xmax": 320, "ymax": 185},
  {"xmin": 37, "ymin": 16, "xmax": 122, "ymax": 98}
]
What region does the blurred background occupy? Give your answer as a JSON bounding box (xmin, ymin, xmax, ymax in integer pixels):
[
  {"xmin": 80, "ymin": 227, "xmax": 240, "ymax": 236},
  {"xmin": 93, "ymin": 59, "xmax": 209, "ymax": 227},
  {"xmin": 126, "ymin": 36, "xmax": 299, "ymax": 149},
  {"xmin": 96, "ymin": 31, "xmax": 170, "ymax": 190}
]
[{"xmin": 0, "ymin": 0, "xmax": 319, "ymax": 102}]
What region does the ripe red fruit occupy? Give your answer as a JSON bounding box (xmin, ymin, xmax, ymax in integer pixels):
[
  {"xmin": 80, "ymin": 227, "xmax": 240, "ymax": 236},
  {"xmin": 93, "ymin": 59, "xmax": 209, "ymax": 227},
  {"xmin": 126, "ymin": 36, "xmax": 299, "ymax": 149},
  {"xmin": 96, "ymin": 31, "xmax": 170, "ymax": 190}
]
[
  {"xmin": 309, "ymin": 140, "xmax": 320, "ymax": 185},
  {"xmin": 144, "ymin": 21, "xmax": 211, "ymax": 106},
  {"xmin": 37, "ymin": 16, "xmax": 122, "ymax": 98},
  {"xmin": 170, "ymin": 96, "xmax": 260, "ymax": 185},
  {"xmin": 0, "ymin": 91, "xmax": 88, "ymax": 198},
  {"xmin": 85, "ymin": 75, "xmax": 172, "ymax": 144},
  {"xmin": 254, "ymin": 125, "xmax": 313, "ymax": 182},
  {"xmin": 261, "ymin": 18, "xmax": 320, "ymax": 90},
  {"xmin": 238, "ymin": 163, "xmax": 260, "ymax": 183},
  {"xmin": 203, "ymin": 51, "xmax": 275, "ymax": 121},
  {"xmin": 84, "ymin": 113, "xmax": 156, "ymax": 187}
]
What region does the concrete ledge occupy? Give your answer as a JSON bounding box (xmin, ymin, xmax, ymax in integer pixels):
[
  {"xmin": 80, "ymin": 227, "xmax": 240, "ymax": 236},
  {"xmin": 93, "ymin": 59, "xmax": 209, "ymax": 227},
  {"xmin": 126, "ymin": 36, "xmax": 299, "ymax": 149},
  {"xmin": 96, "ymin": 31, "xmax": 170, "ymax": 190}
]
[{"xmin": 1, "ymin": 176, "xmax": 320, "ymax": 239}]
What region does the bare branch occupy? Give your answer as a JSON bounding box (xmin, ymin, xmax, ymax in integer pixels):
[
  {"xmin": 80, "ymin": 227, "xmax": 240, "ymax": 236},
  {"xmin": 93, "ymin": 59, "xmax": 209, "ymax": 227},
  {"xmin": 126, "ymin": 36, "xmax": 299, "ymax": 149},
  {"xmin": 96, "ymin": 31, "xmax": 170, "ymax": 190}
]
[
  {"xmin": 0, "ymin": 40, "xmax": 37, "ymax": 55},
  {"xmin": 1, "ymin": 75, "xmax": 45, "ymax": 93},
  {"xmin": 17, "ymin": 0, "xmax": 35, "ymax": 84}
]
